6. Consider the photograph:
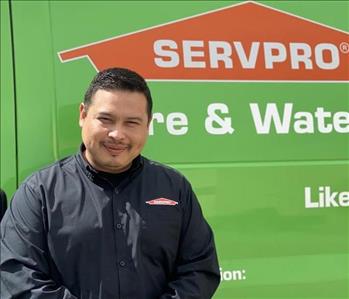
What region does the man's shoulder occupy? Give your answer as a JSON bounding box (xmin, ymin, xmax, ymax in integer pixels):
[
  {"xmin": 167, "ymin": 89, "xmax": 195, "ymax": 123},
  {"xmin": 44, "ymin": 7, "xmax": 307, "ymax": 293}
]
[
  {"xmin": 143, "ymin": 156, "xmax": 178, "ymax": 173},
  {"xmin": 142, "ymin": 156, "xmax": 189, "ymax": 184},
  {"xmin": 23, "ymin": 155, "xmax": 78, "ymax": 188}
]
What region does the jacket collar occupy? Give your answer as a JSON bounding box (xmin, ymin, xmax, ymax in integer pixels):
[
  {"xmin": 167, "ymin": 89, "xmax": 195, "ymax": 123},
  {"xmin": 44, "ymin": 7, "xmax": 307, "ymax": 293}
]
[{"xmin": 76, "ymin": 143, "xmax": 143, "ymax": 186}]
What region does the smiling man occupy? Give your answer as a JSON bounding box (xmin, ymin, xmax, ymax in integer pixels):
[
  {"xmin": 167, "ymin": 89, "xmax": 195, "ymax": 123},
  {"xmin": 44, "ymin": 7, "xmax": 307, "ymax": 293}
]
[
  {"xmin": 80, "ymin": 88, "xmax": 149, "ymax": 174},
  {"xmin": 1, "ymin": 68, "xmax": 220, "ymax": 299}
]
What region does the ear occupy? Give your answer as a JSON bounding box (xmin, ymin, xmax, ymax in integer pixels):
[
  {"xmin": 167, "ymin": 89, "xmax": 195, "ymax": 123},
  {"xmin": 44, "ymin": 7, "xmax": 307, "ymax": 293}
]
[{"xmin": 79, "ymin": 103, "xmax": 87, "ymax": 127}]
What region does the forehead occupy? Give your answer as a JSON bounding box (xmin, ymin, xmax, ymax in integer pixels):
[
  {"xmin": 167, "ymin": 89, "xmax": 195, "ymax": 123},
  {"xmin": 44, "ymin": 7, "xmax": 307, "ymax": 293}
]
[{"xmin": 90, "ymin": 89, "xmax": 148, "ymax": 114}]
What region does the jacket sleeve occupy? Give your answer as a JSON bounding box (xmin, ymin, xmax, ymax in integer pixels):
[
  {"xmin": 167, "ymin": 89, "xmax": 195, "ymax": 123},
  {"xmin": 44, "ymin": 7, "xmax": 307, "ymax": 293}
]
[
  {"xmin": 0, "ymin": 181, "xmax": 77, "ymax": 299},
  {"xmin": 160, "ymin": 181, "xmax": 221, "ymax": 299}
]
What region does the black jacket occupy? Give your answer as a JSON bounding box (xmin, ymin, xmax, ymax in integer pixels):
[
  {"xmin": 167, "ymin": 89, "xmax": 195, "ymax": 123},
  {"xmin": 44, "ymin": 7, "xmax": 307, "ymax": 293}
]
[
  {"xmin": 1, "ymin": 150, "xmax": 220, "ymax": 299},
  {"xmin": 0, "ymin": 189, "xmax": 7, "ymax": 221}
]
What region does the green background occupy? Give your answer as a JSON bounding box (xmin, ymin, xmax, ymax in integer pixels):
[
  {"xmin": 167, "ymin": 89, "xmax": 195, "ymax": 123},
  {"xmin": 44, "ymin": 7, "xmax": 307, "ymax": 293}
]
[{"xmin": 1, "ymin": 1, "xmax": 348, "ymax": 298}]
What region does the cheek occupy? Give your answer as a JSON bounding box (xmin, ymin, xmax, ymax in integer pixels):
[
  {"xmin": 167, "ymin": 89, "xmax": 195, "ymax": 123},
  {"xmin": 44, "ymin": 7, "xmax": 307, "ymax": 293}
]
[
  {"xmin": 134, "ymin": 131, "xmax": 148, "ymax": 147},
  {"xmin": 83, "ymin": 122, "xmax": 107, "ymax": 142}
]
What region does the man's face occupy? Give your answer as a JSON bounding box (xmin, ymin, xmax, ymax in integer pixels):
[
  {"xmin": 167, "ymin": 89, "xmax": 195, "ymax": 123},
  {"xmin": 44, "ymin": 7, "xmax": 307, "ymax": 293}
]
[{"xmin": 79, "ymin": 89, "xmax": 150, "ymax": 173}]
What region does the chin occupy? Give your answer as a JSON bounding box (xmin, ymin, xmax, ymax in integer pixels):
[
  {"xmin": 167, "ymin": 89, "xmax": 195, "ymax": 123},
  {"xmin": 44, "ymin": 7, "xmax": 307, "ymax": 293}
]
[{"xmin": 108, "ymin": 159, "xmax": 129, "ymax": 169}]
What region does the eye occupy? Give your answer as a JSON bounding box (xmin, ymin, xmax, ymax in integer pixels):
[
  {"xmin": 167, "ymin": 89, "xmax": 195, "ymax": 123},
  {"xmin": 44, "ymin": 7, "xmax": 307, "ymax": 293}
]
[
  {"xmin": 126, "ymin": 121, "xmax": 140, "ymax": 126},
  {"xmin": 97, "ymin": 117, "xmax": 112, "ymax": 123},
  {"xmin": 126, "ymin": 118, "xmax": 142, "ymax": 125}
]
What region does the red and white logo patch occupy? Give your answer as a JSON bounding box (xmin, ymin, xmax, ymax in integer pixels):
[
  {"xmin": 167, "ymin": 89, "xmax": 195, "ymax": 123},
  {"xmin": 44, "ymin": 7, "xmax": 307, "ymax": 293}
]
[{"xmin": 146, "ymin": 198, "xmax": 178, "ymax": 206}]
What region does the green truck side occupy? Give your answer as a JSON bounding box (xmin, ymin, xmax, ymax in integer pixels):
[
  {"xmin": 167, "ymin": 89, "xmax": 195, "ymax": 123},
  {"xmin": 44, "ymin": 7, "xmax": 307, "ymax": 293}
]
[{"xmin": 1, "ymin": 1, "xmax": 348, "ymax": 298}]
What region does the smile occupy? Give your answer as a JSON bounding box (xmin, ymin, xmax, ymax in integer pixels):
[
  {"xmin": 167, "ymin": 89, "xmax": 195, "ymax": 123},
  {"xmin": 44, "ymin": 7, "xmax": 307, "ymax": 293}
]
[{"xmin": 103, "ymin": 143, "xmax": 128, "ymax": 155}]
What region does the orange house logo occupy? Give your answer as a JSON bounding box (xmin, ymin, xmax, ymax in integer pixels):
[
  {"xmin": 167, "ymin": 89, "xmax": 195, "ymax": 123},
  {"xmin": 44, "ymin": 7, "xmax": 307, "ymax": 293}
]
[{"xmin": 58, "ymin": 1, "xmax": 349, "ymax": 82}]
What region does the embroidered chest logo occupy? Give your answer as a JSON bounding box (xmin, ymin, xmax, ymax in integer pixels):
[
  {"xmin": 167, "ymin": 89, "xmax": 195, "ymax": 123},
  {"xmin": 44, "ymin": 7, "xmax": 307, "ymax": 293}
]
[{"xmin": 146, "ymin": 198, "xmax": 178, "ymax": 206}]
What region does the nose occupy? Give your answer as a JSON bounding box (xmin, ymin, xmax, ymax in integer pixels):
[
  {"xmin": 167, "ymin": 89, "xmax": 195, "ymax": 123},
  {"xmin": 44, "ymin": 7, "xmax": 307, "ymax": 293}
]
[{"xmin": 108, "ymin": 126, "xmax": 125, "ymax": 140}]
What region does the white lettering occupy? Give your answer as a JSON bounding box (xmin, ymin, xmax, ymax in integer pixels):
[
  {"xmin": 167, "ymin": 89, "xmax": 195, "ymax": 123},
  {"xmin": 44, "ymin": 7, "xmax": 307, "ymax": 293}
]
[
  {"xmin": 149, "ymin": 112, "xmax": 188, "ymax": 136},
  {"xmin": 315, "ymin": 107, "xmax": 333, "ymax": 133},
  {"xmin": 290, "ymin": 43, "xmax": 313, "ymax": 69},
  {"xmin": 153, "ymin": 40, "xmax": 179, "ymax": 68},
  {"xmin": 153, "ymin": 40, "xmax": 342, "ymax": 71},
  {"xmin": 166, "ymin": 113, "xmax": 188, "ymax": 135},
  {"xmin": 294, "ymin": 112, "xmax": 314, "ymax": 133},
  {"xmin": 251, "ymin": 104, "xmax": 347, "ymax": 135},
  {"xmin": 220, "ymin": 268, "xmax": 247, "ymax": 281},
  {"xmin": 183, "ymin": 40, "xmax": 206, "ymax": 68},
  {"xmin": 333, "ymin": 112, "xmax": 349, "ymax": 133},
  {"xmin": 209, "ymin": 41, "xmax": 232, "ymax": 68},
  {"xmin": 149, "ymin": 112, "xmax": 165, "ymax": 135},
  {"xmin": 305, "ymin": 186, "xmax": 349, "ymax": 209},
  {"xmin": 250, "ymin": 103, "xmax": 292, "ymax": 134},
  {"xmin": 205, "ymin": 103, "xmax": 234, "ymax": 135},
  {"xmin": 315, "ymin": 43, "xmax": 339, "ymax": 70},
  {"xmin": 264, "ymin": 42, "xmax": 287, "ymax": 69},
  {"xmin": 233, "ymin": 41, "xmax": 259, "ymax": 69},
  {"xmin": 305, "ymin": 187, "xmax": 319, "ymax": 208},
  {"xmin": 339, "ymin": 192, "xmax": 349, "ymax": 207},
  {"xmin": 324, "ymin": 186, "xmax": 339, "ymax": 207}
]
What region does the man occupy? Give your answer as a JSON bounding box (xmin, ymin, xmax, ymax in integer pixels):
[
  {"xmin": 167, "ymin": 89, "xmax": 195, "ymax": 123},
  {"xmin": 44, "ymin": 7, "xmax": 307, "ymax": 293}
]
[
  {"xmin": 1, "ymin": 68, "xmax": 220, "ymax": 299},
  {"xmin": 0, "ymin": 188, "xmax": 7, "ymax": 221}
]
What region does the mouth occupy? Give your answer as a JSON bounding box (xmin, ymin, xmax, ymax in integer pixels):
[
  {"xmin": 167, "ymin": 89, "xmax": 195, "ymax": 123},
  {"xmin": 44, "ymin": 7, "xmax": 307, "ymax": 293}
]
[{"xmin": 103, "ymin": 143, "xmax": 128, "ymax": 155}]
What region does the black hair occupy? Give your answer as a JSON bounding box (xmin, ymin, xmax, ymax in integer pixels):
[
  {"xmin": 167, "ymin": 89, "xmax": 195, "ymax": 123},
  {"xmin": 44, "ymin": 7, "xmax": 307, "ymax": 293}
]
[{"xmin": 84, "ymin": 67, "xmax": 152, "ymax": 118}]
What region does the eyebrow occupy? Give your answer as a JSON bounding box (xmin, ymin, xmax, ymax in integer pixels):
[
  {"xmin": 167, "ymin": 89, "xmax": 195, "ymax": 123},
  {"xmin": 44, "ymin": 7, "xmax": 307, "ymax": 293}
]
[
  {"xmin": 126, "ymin": 117, "xmax": 144, "ymax": 122},
  {"xmin": 96, "ymin": 112, "xmax": 113, "ymax": 118},
  {"xmin": 97, "ymin": 112, "xmax": 144, "ymax": 122}
]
